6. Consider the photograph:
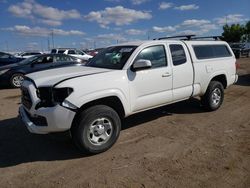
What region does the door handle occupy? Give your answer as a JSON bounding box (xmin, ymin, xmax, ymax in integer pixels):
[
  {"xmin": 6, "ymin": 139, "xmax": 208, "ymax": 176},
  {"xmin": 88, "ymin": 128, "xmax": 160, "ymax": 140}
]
[{"xmin": 162, "ymin": 72, "xmax": 171, "ymax": 77}]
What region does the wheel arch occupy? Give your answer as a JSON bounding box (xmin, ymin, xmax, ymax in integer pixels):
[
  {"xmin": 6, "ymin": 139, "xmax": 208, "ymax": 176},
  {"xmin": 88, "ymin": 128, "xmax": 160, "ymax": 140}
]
[
  {"xmin": 210, "ymin": 74, "xmax": 227, "ymax": 89},
  {"xmin": 71, "ymin": 96, "xmax": 126, "ymax": 129},
  {"xmin": 79, "ymin": 96, "xmax": 125, "ymax": 118},
  {"xmin": 201, "ymin": 73, "xmax": 227, "ymax": 96}
]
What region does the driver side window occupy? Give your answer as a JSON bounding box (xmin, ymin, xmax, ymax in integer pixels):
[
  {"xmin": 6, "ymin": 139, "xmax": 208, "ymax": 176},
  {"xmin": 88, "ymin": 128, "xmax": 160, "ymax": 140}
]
[
  {"xmin": 135, "ymin": 45, "xmax": 167, "ymax": 68},
  {"xmin": 35, "ymin": 56, "xmax": 53, "ymax": 64},
  {"xmin": 55, "ymin": 55, "xmax": 72, "ymax": 62}
]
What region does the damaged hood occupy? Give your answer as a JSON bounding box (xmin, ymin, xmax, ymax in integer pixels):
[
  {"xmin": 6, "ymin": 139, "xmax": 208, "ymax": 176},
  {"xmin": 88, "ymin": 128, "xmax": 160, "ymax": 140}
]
[{"xmin": 26, "ymin": 65, "xmax": 111, "ymax": 87}]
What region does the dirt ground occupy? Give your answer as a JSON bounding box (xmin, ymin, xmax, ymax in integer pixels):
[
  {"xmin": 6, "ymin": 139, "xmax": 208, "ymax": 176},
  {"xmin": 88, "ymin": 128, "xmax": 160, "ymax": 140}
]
[{"xmin": 0, "ymin": 58, "xmax": 250, "ymax": 188}]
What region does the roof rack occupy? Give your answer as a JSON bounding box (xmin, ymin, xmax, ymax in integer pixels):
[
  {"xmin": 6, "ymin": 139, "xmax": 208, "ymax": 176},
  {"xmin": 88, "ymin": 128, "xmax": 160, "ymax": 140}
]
[
  {"xmin": 153, "ymin": 35, "xmax": 223, "ymax": 41},
  {"xmin": 191, "ymin": 36, "xmax": 222, "ymax": 41},
  {"xmin": 154, "ymin": 35, "xmax": 196, "ymax": 40}
]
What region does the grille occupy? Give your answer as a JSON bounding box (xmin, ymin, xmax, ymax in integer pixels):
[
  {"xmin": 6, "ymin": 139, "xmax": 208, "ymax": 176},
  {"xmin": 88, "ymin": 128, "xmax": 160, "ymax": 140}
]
[{"xmin": 21, "ymin": 87, "xmax": 32, "ymax": 109}]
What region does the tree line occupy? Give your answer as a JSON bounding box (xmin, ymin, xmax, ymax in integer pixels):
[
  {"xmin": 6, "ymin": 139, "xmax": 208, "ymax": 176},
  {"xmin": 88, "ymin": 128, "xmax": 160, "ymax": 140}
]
[{"xmin": 222, "ymin": 21, "xmax": 250, "ymax": 43}]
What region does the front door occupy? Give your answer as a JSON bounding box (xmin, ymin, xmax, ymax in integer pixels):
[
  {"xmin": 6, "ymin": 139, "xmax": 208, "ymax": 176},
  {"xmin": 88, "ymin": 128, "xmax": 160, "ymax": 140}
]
[{"xmin": 128, "ymin": 45, "xmax": 173, "ymax": 112}]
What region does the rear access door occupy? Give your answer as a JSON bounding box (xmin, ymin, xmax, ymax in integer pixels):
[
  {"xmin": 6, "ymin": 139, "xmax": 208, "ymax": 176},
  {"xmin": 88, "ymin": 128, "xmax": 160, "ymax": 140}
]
[{"xmin": 168, "ymin": 41, "xmax": 194, "ymax": 101}]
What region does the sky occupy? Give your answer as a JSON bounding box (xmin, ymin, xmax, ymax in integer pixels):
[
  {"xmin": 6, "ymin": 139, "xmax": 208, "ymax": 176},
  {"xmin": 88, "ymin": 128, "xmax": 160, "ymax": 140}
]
[{"xmin": 0, "ymin": 0, "xmax": 249, "ymax": 52}]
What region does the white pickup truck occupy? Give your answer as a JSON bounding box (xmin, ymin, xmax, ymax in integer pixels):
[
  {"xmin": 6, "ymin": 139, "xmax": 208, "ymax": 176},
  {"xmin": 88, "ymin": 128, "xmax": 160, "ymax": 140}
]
[
  {"xmin": 51, "ymin": 48, "xmax": 93, "ymax": 61},
  {"xmin": 19, "ymin": 37, "xmax": 238, "ymax": 154}
]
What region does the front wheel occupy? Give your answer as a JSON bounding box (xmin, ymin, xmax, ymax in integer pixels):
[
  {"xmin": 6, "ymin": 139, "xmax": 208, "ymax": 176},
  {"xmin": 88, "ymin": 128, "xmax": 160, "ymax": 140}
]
[
  {"xmin": 201, "ymin": 81, "xmax": 224, "ymax": 111},
  {"xmin": 71, "ymin": 105, "xmax": 121, "ymax": 154},
  {"xmin": 10, "ymin": 73, "xmax": 24, "ymax": 88}
]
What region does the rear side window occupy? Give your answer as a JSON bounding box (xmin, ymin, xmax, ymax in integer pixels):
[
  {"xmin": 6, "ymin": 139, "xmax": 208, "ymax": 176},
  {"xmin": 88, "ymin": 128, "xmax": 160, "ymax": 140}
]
[
  {"xmin": 170, "ymin": 44, "xmax": 187, "ymax": 66},
  {"xmin": 193, "ymin": 45, "xmax": 232, "ymax": 59},
  {"xmin": 213, "ymin": 45, "xmax": 232, "ymax": 58},
  {"xmin": 55, "ymin": 55, "xmax": 73, "ymax": 62}
]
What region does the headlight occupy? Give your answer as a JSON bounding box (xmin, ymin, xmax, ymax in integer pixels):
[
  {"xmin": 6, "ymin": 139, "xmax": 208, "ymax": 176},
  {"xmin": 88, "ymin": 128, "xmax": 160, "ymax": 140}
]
[
  {"xmin": 36, "ymin": 87, "xmax": 53, "ymax": 107},
  {"xmin": 0, "ymin": 69, "xmax": 9, "ymax": 75},
  {"xmin": 53, "ymin": 87, "xmax": 73, "ymax": 103},
  {"xmin": 36, "ymin": 87, "xmax": 52, "ymax": 101},
  {"xmin": 36, "ymin": 87, "xmax": 73, "ymax": 108}
]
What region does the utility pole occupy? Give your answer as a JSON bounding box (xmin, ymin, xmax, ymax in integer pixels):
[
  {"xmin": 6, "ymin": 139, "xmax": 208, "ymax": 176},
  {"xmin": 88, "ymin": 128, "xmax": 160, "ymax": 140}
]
[
  {"xmin": 40, "ymin": 40, "xmax": 43, "ymax": 52},
  {"xmin": 51, "ymin": 30, "xmax": 55, "ymax": 48},
  {"xmin": 48, "ymin": 37, "xmax": 50, "ymax": 51},
  {"xmin": 147, "ymin": 30, "xmax": 150, "ymax": 40}
]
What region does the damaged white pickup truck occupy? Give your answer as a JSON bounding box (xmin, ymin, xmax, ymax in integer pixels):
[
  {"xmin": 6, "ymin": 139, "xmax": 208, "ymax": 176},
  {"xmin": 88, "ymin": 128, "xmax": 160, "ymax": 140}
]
[{"xmin": 19, "ymin": 36, "xmax": 238, "ymax": 154}]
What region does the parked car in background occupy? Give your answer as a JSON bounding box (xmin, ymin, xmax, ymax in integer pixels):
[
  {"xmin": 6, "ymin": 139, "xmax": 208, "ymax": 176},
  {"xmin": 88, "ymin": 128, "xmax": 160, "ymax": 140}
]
[
  {"xmin": 86, "ymin": 48, "xmax": 104, "ymax": 57},
  {"xmin": 0, "ymin": 53, "xmax": 81, "ymax": 88},
  {"xmin": 51, "ymin": 48, "xmax": 93, "ymax": 61},
  {"xmin": 230, "ymin": 42, "xmax": 250, "ymax": 58},
  {"xmin": 15, "ymin": 51, "xmax": 43, "ymax": 59},
  {"xmin": 0, "ymin": 51, "xmax": 24, "ymax": 67}
]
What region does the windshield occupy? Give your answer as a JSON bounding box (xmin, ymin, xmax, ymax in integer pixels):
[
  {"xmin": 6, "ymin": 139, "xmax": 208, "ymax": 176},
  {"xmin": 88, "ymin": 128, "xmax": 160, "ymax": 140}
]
[
  {"xmin": 86, "ymin": 46, "xmax": 137, "ymax": 70},
  {"xmin": 18, "ymin": 56, "xmax": 38, "ymax": 65}
]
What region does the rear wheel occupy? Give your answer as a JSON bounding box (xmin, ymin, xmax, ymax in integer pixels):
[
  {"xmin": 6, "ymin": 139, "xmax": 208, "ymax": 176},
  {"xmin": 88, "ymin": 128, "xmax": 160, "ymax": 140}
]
[
  {"xmin": 71, "ymin": 105, "xmax": 121, "ymax": 154},
  {"xmin": 10, "ymin": 73, "xmax": 24, "ymax": 88},
  {"xmin": 201, "ymin": 81, "xmax": 224, "ymax": 111}
]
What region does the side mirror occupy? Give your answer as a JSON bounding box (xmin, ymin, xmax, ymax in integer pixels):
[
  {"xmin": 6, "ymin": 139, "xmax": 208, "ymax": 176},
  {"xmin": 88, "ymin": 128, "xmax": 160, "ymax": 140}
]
[{"xmin": 131, "ymin": 59, "xmax": 152, "ymax": 71}]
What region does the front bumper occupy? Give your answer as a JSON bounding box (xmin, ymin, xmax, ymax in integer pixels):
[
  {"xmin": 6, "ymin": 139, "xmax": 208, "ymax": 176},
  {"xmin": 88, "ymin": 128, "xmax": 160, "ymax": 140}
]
[
  {"xmin": 19, "ymin": 105, "xmax": 76, "ymax": 134},
  {"xmin": 19, "ymin": 80, "xmax": 76, "ymax": 134}
]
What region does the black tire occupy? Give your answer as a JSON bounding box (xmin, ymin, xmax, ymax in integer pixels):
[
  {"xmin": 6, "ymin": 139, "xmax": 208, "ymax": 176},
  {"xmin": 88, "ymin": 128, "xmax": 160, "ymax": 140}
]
[
  {"xmin": 71, "ymin": 105, "xmax": 121, "ymax": 154},
  {"xmin": 201, "ymin": 81, "xmax": 224, "ymax": 111},
  {"xmin": 10, "ymin": 73, "xmax": 24, "ymax": 88}
]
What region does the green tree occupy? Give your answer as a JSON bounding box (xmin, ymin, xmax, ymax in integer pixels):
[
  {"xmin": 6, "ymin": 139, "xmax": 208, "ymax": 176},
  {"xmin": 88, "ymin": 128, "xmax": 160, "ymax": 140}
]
[
  {"xmin": 222, "ymin": 24, "xmax": 245, "ymax": 43},
  {"xmin": 244, "ymin": 21, "xmax": 250, "ymax": 42}
]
